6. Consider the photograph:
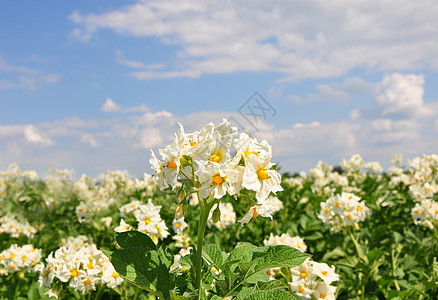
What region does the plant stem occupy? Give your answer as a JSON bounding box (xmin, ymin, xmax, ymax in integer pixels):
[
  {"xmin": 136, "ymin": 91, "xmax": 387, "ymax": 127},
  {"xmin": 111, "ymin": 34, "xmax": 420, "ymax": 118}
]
[
  {"xmin": 391, "ymin": 249, "xmax": 400, "ymax": 291},
  {"xmin": 94, "ymin": 284, "xmax": 105, "ymax": 300},
  {"xmin": 194, "ymin": 195, "xmax": 215, "ymax": 293},
  {"xmin": 349, "ymin": 230, "xmax": 365, "ymax": 300},
  {"xmin": 349, "ymin": 230, "xmax": 363, "ymax": 260}
]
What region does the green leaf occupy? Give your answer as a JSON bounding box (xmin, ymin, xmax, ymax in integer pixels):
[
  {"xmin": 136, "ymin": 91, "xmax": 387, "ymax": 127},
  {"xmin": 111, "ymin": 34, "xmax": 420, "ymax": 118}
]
[
  {"xmin": 322, "ymin": 248, "xmax": 346, "ymax": 261},
  {"xmin": 203, "ymin": 244, "xmax": 226, "ymax": 267},
  {"xmin": 255, "ymin": 280, "xmax": 290, "ymax": 291},
  {"xmin": 243, "ymin": 289, "xmax": 297, "ymax": 300},
  {"xmin": 253, "ymin": 245, "xmax": 310, "ymax": 273},
  {"xmin": 102, "ymin": 247, "xmax": 171, "ymax": 298},
  {"xmin": 158, "ymin": 243, "xmax": 175, "ymax": 269},
  {"xmin": 115, "ymin": 230, "xmax": 156, "ymax": 250}
]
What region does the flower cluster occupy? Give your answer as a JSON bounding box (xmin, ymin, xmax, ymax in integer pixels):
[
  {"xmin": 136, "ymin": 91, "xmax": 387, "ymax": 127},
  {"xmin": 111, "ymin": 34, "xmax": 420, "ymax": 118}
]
[
  {"xmin": 263, "ymin": 233, "xmax": 339, "ymax": 299},
  {"xmin": 308, "ymin": 161, "xmax": 348, "ymax": 195},
  {"xmin": 0, "ymin": 244, "xmax": 42, "ymax": 275},
  {"xmin": 0, "ymin": 215, "xmax": 37, "ymax": 239},
  {"xmin": 114, "ymin": 199, "xmax": 169, "ymax": 244},
  {"xmin": 318, "ymin": 192, "xmax": 370, "ymax": 232},
  {"xmin": 150, "ymin": 120, "xmax": 283, "ymax": 224},
  {"xmin": 411, "ymin": 199, "xmax": 438, "ymax": 229},
  {"xmin": 264, "ymin": 233, "xmax": 307, "ymax": 252},
  {"xmin": 289, "ymin": 259, "xmax": 339, "ymax": 300},
  {"xmin": 38, "ymin": 237, "xmax": 123, "ymax": 298}
]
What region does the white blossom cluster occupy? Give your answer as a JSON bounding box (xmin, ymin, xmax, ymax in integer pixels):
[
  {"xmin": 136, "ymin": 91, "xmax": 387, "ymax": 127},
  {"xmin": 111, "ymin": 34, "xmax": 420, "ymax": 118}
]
[
  {"xmin": 263, "ymin": 233, "xmax": 339, "ymax": 299},
  {"xmin": 263, "ymin": 195, "xmax": 284, "ymax": 215},
  {"xmin": 289, "ymin": 258, "xmax": 339, "ymax": 300},
  {"xmin": 172, "ymin": 217, "xmax": 191, "ymax": 248},
  {"xmin": 38, "ymin": 237, "xmax": 123, "ymax": 298},
  {"xmin": 0, "ymin": 244, "xmax": 42, "ymax": 275},
  {"xmin": 389, "ymin": 154, "xmax": 438, "ymax": 189},
  {"xmin": 208, "ymin": 202, "xmax": 237, "ymax": 230},
  {"xmin": 340, "ymin": 154, "xmax": 382, "ymax": 176},
  {"xmin": 150, "ymin": 119, "xmax": 283, "ymax": 225},
  {"xmin": 73, "ymin": 170, "xmax": 158, "ymax": 224},
  {"xmin": 411, "ymin": 199, "xmax": 438, "ymax": 229},
  {"xmin": 318, "ymin": 192, "xmax": 370, "ymax": 232},
  {"xmin": 114, "ymin": 199, "xmax": 170, "ymax": 244},
  {"xmin": 264, "ymin": 233, "xmax": 307, "ymax": 252},
  {"xmin": 0, "ymin": 164, "xmax": 40, "ymax": 202},
  {"xmin": 0, "ymin": 215, "xmax": 37, "ymax": 239},
  {"xmin": 308, "ymin": 161, "xmax": 348, "ymax": 195},
  {"xmin": 59, "ymin": 235, "xmax": 92, "ymax": 249}
]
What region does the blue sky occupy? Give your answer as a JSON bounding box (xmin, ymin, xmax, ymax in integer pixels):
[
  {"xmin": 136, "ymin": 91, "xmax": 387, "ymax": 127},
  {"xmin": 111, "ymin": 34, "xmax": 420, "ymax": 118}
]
[{"xmin": 1, "ymin": 0, "xmax": 438, "ymax": 177}]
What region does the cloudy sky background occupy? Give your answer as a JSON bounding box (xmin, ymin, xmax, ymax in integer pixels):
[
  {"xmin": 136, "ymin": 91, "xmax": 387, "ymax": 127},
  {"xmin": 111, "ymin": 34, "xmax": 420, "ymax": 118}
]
[{"xmin": 1, "ymin": 0, "xmax": 438, "ymax": 177}]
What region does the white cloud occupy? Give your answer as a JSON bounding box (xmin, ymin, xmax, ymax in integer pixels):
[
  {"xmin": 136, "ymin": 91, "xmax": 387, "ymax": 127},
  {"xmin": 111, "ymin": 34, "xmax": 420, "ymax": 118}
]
[
  {"xmin": 69, "ymin": 0, "xmax": 438, "ymax": 80},
  {"xmin": 81, "ymin": 134, "xmax": 99, "ymax": 147},
  {"xmin": 23, "ymin": 125, "xmax": 54, "ymax": 147},
  {"xmin": 375, "ymin": 73, "xmax": 428, "ymax": 117},
  {"xmin": 0, "ymin": 55, "xmax": 61, "ymax": 90},
  {"xmin": 101, "ymin": 98, "xmax": 152, "ymax": 113},
  {"xmin": 101, "ymin": 98, "xmax": 122, "ymax": 112},
  {"xmin": 0, "ymin": 56, "xmax": 38, "ymax": 74},
  {"xmin": 286, "ymin": 76, "xmax": 375, "ymax": 103},
  {"xmin": 2, "ymin": 105, "xmax": 438, "ymax": 177}
]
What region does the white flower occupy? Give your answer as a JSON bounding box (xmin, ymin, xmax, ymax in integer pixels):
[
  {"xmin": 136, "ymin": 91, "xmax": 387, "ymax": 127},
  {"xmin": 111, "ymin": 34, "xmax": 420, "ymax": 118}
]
[
  {"xmin": 196, "ymin": 159, "xmax": 243, "ymax": 199},
  {"xmin": 172, "ymin": 217, "xmax": 188, "ymax": 235},
  {"xmin": 242, "ymin": 154, "xmax": 283, "ymax": 202},
  {"xmin": 312, "ymin": 261, "xmax": 339, "ymax": 285},
  {"xmin": 238, "ymin": 203, "xmax": 275, "ymax": 225},
  {"xmin": 114, "ymin": 219, "xmax": 133, "ymax": 233}
]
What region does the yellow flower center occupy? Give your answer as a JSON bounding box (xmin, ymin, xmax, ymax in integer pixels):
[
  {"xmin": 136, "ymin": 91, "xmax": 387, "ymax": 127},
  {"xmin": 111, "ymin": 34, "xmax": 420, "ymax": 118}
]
[
  {"xmin": 175, "ymin": 223, "xmax": 181, "ymax": 228},
  {"xmin": 190, "ymin": 141, "xmax": 198, "ymax": 147},
  {"xmin": 212, "ymin": 175, "xmax": 223, "ymax": 186},
  {"xmin": 22, "ymin": 256, "xmax": 27, "ymax": 262},
  {"xmin": 257, "ymin": 169, "xmax": 269, "ymax": 180},
  {"xmin": 0, "ymin": 256, "xmax": 4, "ymax": 261},
  {"xmin": 357, "ymin": 206, "xmax": 362, "ymax": 211},
  {"xmin": 71, "ymin": 269, "xmax": 79, "ymax": 277},
  {"xmin": 112, "ymin": 271, "xmax": 120, "ymax": 278},
  {"xmin": 325, "ymin": 208, "xmax": 330, "ymax": 214},
  {"xmin": 320, "ymin": 294, "xmax": 326, "ymax": 299},
  {"xmin": 210, "ymin": 154, "xmax": 222, "ymax": 163},
  {"xmin": 347, "ymin": 215, "xmax": 352, "ymax": 220},
  {"xmin": 84, "ymin": 279, "xmax": 91, "ymax": 285},
  {"xmin": 321, "ymin": 270, "xmax": 328, "ymax": 276},
  {"xmin": 425, "ymin": 189, "xmax": 430, "ymax": 194},
  {"xmin": 167, "ymin": 160, "xmax": 177, "ymax": 169},
  {"xmin": 335, "ymin": 202, "xmax": 341, "ymax": 208},
  {"xmin": 252, "ymin": 207, "xmax": 258, "ymax": 219},
  {"xmin": 300, "ymin": 272, "xmax": 307, "ymax": 278},
  {"xmin": 9, "ymin": 254, "xmax": 15, "ymax": 259},
  {"xmin": 144, "ymin": 218, "xmax": 151, "ymax": 224},
  {"xmin": 87, "ymin": 262, "xmax": 94, "ymax": 269},
  {"xmin": 299, "ymin": 285, "xmax": 305, "ymax": 293}
]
